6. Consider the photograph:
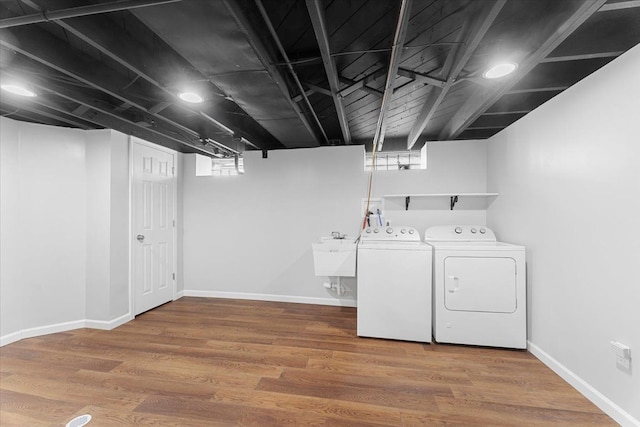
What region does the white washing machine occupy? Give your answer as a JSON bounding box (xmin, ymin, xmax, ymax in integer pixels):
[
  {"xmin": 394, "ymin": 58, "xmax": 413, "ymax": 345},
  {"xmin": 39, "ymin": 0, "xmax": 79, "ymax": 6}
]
[
  {"xmin": 357, "ymin": 226, "xmax": 432, "ymax": 343},
  {"xmin": 425, "ymin": 225, "xmax": 526, "ymax": 349}
]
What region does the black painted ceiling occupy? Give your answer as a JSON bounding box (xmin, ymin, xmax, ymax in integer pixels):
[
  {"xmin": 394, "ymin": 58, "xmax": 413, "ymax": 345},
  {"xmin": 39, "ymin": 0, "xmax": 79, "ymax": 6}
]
[{"xmin": 1, "ymin": 0, "xmax": 639, "ymax": 156}]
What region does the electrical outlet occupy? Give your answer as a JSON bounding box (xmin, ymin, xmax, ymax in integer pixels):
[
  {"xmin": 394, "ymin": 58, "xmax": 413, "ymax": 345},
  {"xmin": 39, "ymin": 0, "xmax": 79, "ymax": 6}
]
[{"xmin": 610, "ymin": 341, "xmax": 631, "ymax": 370}]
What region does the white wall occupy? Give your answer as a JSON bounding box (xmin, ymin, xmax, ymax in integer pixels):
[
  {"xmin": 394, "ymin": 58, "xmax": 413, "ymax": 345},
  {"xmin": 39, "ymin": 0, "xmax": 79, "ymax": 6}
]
[
  {"xmin": 486, "ymin": 45, "xmax": 640, "ymax": 425},
  {"xmin": 1, "ymin": 119, "xmax": 132, "ymax": 344},
  {"xmin": 1, "ymin": 119, "xmax": 87, "ymax": 337},
  {"xmin": 85, "ymin": 129, "xmax": 130, "ymax": 322},
  {"xmin": 1, "ymin": 117, "xmax": 25, "ymax": 337},
  {"xmin": 182, "ymin": 140, "xmax": 487, "ymax": 305}
]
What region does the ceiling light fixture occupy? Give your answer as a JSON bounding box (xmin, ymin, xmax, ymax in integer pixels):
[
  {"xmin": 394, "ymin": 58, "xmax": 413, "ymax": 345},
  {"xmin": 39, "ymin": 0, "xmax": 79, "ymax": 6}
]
[
  {"xmin": 1, "ymin": 83, "xmax": 37, "ymax": 97},
  {"xmin": 178, "ymin": 91, "xmax": 204, "ymax": 103},
  {"xmin": 483, "ymin": 62, "xmax": 518, "ymax": 79}
]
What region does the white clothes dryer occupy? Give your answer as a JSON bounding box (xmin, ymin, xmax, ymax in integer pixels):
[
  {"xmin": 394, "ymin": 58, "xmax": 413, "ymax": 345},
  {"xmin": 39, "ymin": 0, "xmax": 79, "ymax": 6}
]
[
  {"xmin": 425, "ymin": 225, "xmax": 526, "ymax": 349},
  {"xmin": 357, "ymin": 226, "xmax": 432, "ymax": 343}
]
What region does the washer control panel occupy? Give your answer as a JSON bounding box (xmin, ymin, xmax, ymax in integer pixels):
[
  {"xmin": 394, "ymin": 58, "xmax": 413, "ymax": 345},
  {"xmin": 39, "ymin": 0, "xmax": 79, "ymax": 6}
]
[
  {"xmin": 361, "ymin": 226, "xmax": 421, "ymax": 241},
  {"xmin": 424, "ymin": 225, "xmax": 496, "ymax": 242}
]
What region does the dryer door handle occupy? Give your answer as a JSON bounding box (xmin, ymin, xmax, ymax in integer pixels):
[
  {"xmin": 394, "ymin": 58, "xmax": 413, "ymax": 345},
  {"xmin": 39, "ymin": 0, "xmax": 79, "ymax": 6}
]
[{"xmin": 447, "ymin": 276, "xmax": 459, "ymax": 293}]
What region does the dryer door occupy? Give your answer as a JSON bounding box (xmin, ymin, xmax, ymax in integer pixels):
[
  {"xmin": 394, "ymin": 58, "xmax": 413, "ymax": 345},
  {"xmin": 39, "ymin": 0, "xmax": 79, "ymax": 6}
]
[{"xmin": 443, "ymin": 256, "xmax": 517, "ymax": 313}]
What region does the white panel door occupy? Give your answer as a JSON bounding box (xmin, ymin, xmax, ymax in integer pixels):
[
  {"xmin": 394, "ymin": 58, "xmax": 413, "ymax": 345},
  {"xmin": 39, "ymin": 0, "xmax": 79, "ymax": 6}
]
[
  {"xmin": 132, "ymin": 142, "xmax": 175, "ymax": 315},
  {"xmin": 443, "ymin": 257, "xmax": 516, "ymax": 313}
]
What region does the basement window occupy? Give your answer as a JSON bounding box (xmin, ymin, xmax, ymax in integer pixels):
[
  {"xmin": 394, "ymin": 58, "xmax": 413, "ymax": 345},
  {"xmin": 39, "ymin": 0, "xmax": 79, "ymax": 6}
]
[
  {"xmin": 364, "ymin": 146, "xmax": 426, "ymax": 171},
  {"xmin": 212, "ymin": 156, "xmax": 244, "ymax": 176}
]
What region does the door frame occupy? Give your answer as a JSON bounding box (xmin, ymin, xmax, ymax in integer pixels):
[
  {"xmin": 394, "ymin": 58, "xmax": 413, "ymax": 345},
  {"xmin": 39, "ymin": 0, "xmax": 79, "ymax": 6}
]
[{"xmin": 128, "ymin": 136, "xmax": 179, "ymax": 317}]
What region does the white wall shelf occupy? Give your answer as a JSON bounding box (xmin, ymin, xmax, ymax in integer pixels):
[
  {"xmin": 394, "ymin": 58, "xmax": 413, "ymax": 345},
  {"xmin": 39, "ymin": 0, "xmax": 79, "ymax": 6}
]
[{"xmin": 382, "ymin": 193, "xmax": 499, "ymax": 210}]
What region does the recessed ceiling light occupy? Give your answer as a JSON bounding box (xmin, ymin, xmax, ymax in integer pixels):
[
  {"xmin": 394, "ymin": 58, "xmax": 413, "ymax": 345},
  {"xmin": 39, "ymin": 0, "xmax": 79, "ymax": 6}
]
[
  {"xmin": 178, "ymin": 91, "xmax": 204, "ymax": 103},
  {"xmin": 483, "ymin": 62, "xmax": 518, "ymax": 79},
  {"xmin": 1, "ymin": 83, "xmax": 37, "ymax": 97}
]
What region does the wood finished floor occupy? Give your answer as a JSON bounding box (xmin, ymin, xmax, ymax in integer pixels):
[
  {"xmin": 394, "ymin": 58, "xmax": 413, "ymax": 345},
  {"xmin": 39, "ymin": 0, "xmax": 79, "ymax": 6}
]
[{"xmin": 0, "ymin": 297, "xmax": 614, "ymax": 426}]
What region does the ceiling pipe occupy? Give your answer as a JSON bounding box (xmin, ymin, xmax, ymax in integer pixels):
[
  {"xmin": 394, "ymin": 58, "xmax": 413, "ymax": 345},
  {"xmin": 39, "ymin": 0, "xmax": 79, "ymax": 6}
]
[
  {"xmin": 372, "ymin": 0, "xmax": 413, "ymax": 152},
  {"xmin": 254, "ymin": 0, "xmax": 330, "ymax": 145},
  {"xmin": 0, "ymin": 0, "xmax": 181, "ymax": 29}
]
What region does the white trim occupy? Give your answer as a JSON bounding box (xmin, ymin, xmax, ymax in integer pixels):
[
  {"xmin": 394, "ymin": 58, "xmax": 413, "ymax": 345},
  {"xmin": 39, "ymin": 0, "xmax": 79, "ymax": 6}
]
[
  {"xmin": 1, "ymin": 315, "xmax": 134, "ymax": 347},
  {"xmin": 182, "ymin": 290, "xmax": 357, "ymax": 307},
  {"xmin": 85, "ymin": 313, "xmax": 133, "ymax": 330},
  {"xmin": 528, "ymin": 341, "xmax": 640, "ymax": 427},
  {"xmin": 174, "ymin": 289, "xmax": 185, "ymax": 300},
  {"xmin": 7, "ymin": 320, "xmax": 85, "ymax": 345}
]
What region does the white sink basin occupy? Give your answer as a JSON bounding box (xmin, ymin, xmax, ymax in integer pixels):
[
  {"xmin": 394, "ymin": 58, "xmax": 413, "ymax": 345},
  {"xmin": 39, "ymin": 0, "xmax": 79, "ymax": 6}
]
[{"xmin": 312, "ymin": 237, "xmax": 357, "ymax": 277}]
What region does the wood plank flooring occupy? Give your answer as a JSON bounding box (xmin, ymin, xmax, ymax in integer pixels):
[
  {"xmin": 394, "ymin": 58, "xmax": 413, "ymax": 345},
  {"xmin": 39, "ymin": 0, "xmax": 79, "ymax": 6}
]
[{"xmin": 0, "ymin": 297, "xmax": 614, "ymax": 426}]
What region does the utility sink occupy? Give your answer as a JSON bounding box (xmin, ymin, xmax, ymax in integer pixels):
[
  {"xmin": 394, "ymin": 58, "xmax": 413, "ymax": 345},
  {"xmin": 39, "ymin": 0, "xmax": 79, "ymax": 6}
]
[{"xmin": 312, "ymin": 237, "xmax": 357, "ymax": 277}]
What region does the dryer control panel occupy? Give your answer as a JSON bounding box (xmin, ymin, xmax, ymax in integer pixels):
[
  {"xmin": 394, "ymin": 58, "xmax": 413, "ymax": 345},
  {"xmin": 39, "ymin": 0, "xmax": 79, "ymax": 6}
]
[
  {"xmin": 361, "ymin": 226, "xmax": 421, "ymax": 241},
  {"xmin": 424, "ymin": 225, "xmax": 496, "ymax": 242}
]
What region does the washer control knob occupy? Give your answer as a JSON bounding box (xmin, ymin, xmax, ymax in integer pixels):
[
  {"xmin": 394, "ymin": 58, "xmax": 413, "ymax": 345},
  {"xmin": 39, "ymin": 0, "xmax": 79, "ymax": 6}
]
[
  {"xmin": 374, "ymin": 228, "xmax": 380, "ymax": 233},
  {"xmin": 408, "ymin": 229, "xmax": 414, "ymax": 234},
  {"xmin": 365, "ymin": 228, "xmax": 371, "ymax": 233},
  {"xmin": 386, "ymin": 227, "xmax": 393, "ymax": 234},
  {"xmin": 479, "ymin": 228, "xmax": 486, "ymax": 234},
  {"xmin": 454, "ymin": 227, "xmax": 463, "ymax": 234},
  {"xmin": 471, "ymin": 228, "xmax": 477, "ymax": 233},
  {"xmin": 400, "ymin": 229, "xmax": 406, "ymax": 234}
]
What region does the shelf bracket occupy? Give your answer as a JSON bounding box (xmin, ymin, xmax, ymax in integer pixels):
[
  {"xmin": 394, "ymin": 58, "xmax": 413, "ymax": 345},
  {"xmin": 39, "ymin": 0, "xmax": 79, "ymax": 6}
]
[
  {"xmin": 405, "ymin": 196, "xmax": 411, "ymax": 211},
  {"xmin": 450, "ymin": 195, "xmax": 459, "ymax": 210}
]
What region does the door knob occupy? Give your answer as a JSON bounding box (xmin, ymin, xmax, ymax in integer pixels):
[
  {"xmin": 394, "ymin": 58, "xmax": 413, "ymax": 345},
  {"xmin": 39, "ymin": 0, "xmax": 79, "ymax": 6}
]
[{"xmin": 136, "ymin": 234, "xmax": 145, "ymax": 242}]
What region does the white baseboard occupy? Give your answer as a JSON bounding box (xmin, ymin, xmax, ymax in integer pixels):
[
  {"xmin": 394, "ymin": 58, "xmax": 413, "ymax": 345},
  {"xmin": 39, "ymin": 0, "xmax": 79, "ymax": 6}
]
[
  {"xmin": 182, "ymin": 289, "xmax": 357, "ymax": 307},
  {"xmin": 85, "ymin": 313, "xmax": 133, "ymax": 330},
  {"xmin": 1, "ymin": 314, "xmax": 133, "ymax": 347},
  {"xmin": 174, "ymin": 289, "xmax": 185, "ymax": 300},
  {"xmin": 1, "ymin": 319, "xmax": 85, "ymax": 347},
  {"xmin": 528, "ymin": 341, "xmax": 639, "ymax": 427}
]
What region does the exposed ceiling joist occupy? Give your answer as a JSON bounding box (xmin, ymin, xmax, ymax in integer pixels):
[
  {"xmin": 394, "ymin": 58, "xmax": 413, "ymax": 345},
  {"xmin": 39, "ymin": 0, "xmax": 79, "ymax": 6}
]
[
  {"xmin": 407, "ymin": 0, "xmax": 506, "ymax": 149},
  {"xmin": 242, "ymin": 0, "xmax": 329, "ymax": 145},
  {"xmin": 292, "ymin": 88, "xmax": 316, "ymax": 103},
  {"xmin": 598, "ymin": 0, "xmax": 640, "ymax": 12},
  {"xmin": 0, "ymin": 0, "xmax": 181, "ymax": 29},
  {"xmin": 541, "ymin": 51, "xmax": 624, "ymax": 63},
  {"xmin": 372, "ymin": 0, "xmax": 413, "ymax": 152},
  {"xmin": 24, "ymin": 6, "xmax": 265, "ymax": 148},
  {"xmin": 223, "ymin": 0, "xmax": 323, "ymax": 146},
  {"xmin": 71, "ymin": 104, "xmax": 91, "ymax": 116},
  {"xmin": 439, "ymin": 0, "xmax": 608, "ymax": 140},
  {"xmin": 506, "ymin": 86, "xmax": 569, "ymax": 95},
  {"xmin": 1, "ymin": 97, "xmax": 94, "ymax": 129},
  {"xmin": 338, "ymin": 68, "xmax": 387, "ymax": 97},
  {"xmin": 1, "ymin": 0, "xmax": 636, "ymax": 151},
  {"xmin": 0, "ymin": 25, "xmax": 243, "ymax": 154},
  {"xmin": 339, "ymin": 76, "xmax": 383, "ymax": 97},
  {"xmin": 397, "ymin": 68, "xmax": 446, "ymax": 88},
  {"xmin": 304, "ymin": 82, "xmax": 332, "ymax": 97},
  {"xmin": 306, "ymin": 0, "xmax": 351, "ymax": 144},
  {"xmin": 1, "ymin": 68, "xmax": 213, "ymax": 155}
]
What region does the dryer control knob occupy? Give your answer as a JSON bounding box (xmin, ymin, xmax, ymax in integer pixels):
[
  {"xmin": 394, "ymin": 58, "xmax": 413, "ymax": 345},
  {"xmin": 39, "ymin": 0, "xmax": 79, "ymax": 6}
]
[
  {"xmin": 386, "ymin": 227, "xmax": 393, "ymax": 234},
  {"xmin": 471, "ymin": 228, "xmax": 477, "ymax": 233},
  {"xmin": 365, "ymin": 229, "xmax": 371, "ymax": 233},
  {"xmin": 408, "ymin": 229, "xmax": 414, "ymax": 234},
  {"xmin": 374, "ymin": 228, "xmax": 380, "ymax": 233},
  {"xmin": 455, "ymin": 227, "xmax": 463, "ymax": 234},
  {"xmin": 479, "ymin": 228, "xmax": 486, "ymax": 234},
  {"xmin": 400, "ymin": 229, "xmax": 406, "ymax": 234}
]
